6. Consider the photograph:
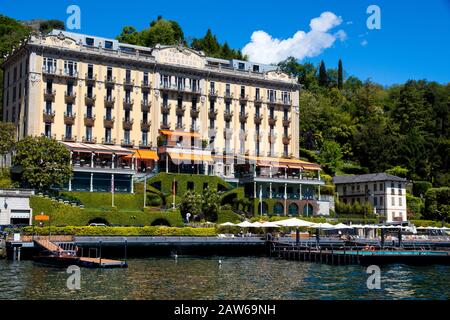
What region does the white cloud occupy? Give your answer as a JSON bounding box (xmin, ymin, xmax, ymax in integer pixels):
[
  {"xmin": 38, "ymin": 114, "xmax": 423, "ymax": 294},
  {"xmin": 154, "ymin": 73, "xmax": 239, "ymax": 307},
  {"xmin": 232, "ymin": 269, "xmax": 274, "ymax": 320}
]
[
  {"xmin": 361, "ymin": 39, "xmax": 368, "ymax": 46},
  {"xmin": 242, "ymin": 11, "xmax": 345, "ymax": 64}
]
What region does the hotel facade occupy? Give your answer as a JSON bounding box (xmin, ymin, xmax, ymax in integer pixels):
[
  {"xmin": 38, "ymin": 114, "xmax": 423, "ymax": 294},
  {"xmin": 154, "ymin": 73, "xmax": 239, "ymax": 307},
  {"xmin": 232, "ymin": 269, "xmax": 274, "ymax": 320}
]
[{"xmin": 2, "ymin": 30, "xmax": 330, "ymax": 216}]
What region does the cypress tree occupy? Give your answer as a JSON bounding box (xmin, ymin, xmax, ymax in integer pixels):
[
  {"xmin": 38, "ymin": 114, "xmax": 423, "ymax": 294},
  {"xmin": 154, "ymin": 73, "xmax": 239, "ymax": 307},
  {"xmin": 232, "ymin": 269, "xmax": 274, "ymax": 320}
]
[
  {"xmin": 318, "ymin": 60, "xmax": 328, "ymax": 87},
  {"xmin": 338, "ymin": 59, "xmax": 343, "ymax": 89}
]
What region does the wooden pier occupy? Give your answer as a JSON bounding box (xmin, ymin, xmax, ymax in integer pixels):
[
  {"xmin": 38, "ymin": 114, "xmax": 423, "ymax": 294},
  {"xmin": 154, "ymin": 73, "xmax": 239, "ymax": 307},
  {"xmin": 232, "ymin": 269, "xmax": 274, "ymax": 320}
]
[{"xmin": 269, "ymin": 241, "xmax": 450, "ymax": 266}]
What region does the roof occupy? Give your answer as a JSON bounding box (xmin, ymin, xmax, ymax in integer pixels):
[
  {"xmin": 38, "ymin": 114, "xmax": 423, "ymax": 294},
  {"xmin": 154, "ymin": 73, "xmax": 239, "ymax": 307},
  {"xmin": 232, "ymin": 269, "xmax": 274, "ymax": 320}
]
[{"xmin": 333, "ymin": 173, "xmax": 407, "ymax": 184}]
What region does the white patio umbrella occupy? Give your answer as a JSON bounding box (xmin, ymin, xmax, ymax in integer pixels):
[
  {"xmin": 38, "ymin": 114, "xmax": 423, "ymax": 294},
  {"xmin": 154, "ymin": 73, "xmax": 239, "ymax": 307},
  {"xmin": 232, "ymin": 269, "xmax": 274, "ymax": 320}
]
[
  {"xmin": 250, "ymin": 221, "xmax": 265, "ymax": 228},
  {"xmin": 274, "ymin": 218, "xmax": 315, "ymax": 228},
  {"xmin": 311, "ymin": 222, "xmax": 334, "ymax": 229},
  {"xmin": 260, "ymin": 221, "xmax": 281, "ymax": 228},
  {"xmin": 349, "ymin": 224, "xmax": 364, "ymax": 228},
  {"xmin": 237, "ymin": 221, "xmax": 255, "ymax": 228},
  {"xmin": 219, "ymin": 222, "xmax": 236, "ymax": 226},
  {"xmin": 333, "ymin": 223, "xmax": 353, "ymax": 229}
]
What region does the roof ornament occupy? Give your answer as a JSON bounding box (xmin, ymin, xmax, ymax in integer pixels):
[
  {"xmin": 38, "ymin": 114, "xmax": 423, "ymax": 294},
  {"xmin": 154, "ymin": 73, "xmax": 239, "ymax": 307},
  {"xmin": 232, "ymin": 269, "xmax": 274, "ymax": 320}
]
[{"xmin": 57, "ymin": 31, "xmax": 65, "ymax": 40}]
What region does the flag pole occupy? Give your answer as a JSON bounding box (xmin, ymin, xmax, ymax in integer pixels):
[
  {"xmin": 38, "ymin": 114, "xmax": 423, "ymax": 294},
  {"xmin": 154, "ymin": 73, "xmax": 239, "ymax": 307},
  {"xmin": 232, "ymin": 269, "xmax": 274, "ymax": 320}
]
[{"xmin": 172, "ymin": 177, "xmax": 176, "ymax": 209}]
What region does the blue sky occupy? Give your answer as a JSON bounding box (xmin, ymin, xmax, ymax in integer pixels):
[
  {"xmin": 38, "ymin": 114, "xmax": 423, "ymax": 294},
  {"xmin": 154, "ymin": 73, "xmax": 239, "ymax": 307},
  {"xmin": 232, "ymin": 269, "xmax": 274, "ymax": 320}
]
[{"xmin": 2, "ymin": 0, "xmax": 449, "ymax": 85}]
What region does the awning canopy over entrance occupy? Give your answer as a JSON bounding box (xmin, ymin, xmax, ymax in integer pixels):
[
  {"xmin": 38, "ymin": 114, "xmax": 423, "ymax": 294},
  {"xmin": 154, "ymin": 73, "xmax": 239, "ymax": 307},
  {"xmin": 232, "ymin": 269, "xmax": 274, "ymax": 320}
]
[
  {"xmin": 168, "ymin": 151, "xmax": 213, "ymax": 162},
  {"xmin": 61, "ymin": 142, "xmax": 133, "ymax": 156},
  {"xmin": 159, "ymin": 130, "xmax": 201, "ymax": 139},
  {"xmin": 244, "ymin": 155, "xmax": 321, "ymax": 171},
  {"xmin": 123, "ymin": 149, "xmax": 158, "ymax": 161}
]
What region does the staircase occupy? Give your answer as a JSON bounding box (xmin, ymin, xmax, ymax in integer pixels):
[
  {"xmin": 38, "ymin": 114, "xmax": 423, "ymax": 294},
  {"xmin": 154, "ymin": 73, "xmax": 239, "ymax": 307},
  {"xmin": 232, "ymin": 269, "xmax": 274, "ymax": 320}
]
[{"xmin": 134, "ymin": 170, "xmax": 156, "ymax": 183}]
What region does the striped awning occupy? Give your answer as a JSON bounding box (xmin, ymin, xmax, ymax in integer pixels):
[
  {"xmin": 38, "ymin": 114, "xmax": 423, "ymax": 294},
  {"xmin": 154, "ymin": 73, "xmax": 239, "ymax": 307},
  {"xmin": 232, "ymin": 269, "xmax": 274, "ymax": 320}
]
[
  {"xmin": 124, "ymin": 149, "xmax": 158, "ymax": 160},
  {"xmin": 244, "ymin": 155, "xmax": 321, "ymax": 171},
  {"xmin": 160, "ymin": 130, "xmax": 201, "ymax": 138},
  {"xmin": 61, "ymin": 142, "xmax": 133, "ymax": 155},
  {"xmin": 168, "ymin": 151, "xmax": 213, "ymax": 162}
]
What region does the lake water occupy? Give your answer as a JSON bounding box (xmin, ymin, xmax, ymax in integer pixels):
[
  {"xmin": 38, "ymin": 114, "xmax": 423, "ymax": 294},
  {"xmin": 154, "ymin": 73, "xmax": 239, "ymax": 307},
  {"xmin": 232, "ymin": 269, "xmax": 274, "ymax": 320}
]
[{"xmin": 1, "ymin": 257, "xmax": 449, "ymax": 300}]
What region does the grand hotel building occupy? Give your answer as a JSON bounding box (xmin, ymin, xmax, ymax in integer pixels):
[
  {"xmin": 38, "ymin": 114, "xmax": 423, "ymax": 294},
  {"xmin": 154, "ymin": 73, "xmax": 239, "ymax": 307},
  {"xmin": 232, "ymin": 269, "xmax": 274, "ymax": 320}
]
[{"xmin": 2, "ymin": 30, "xmax": 330, "ymax": 216}]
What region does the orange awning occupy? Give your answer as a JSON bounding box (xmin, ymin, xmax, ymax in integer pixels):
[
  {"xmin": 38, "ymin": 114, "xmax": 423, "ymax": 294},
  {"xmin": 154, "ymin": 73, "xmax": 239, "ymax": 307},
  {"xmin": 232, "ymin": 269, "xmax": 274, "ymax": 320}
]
[
  {"xmin": 168, "ymin": 152, "xmax": 213, "ymax": 162},
  {"xmin": 124, "ymin": 149, "xmax": 158, "ymax": 160},
  {"xmin": 35, "ymin": 214, "xmax": 50, "ymax": 221},
  {"xmin": 243, "ymin": 155, "xmax": 321, "ymax": 171},
  {"xmin": 160, "ymin": 130, "xmax": 201, "ymax": 138}
]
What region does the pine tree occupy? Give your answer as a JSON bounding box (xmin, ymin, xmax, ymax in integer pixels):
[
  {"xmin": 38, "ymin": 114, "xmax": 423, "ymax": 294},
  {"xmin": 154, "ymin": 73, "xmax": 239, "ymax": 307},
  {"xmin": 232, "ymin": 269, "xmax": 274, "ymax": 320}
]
[
  {"xmin": 318, "ymin": 60, "xmax": 328, "ymax": 87},
  {"xmin": 338, "ymin": 59, "xmax": 343, "ymax": 89}
]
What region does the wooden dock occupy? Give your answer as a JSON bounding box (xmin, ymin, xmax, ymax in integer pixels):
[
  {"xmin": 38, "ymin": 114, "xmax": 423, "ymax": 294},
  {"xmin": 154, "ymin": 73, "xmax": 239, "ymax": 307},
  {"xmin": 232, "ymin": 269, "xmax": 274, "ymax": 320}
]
[{"xmin": 270, "ymin": 241, "xmax": 450, "ymax": 266}]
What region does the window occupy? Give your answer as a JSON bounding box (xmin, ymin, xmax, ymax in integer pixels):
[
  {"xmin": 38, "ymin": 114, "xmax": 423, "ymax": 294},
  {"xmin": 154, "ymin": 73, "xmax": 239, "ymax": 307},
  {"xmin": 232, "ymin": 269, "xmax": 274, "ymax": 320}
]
[
  {"xmin": 86, "ymin": 37, "xmax": 94, "ymax": 46},
  {"xmin": 143, "ymin": 72, "xmax": 149, "ymax": 85},
  {"xmin": 255, "ymin": 88, "xmax": 260, "ymax": 100},
  {"xmin": 380, "ymin": 196, "xmax": 383, "ymax": 205},
  {"xmin": 87, "ymin": 64, "xmax": 94, "ymax": 79},
  {"xmin": 87, "ymin": 85, "xmax": 93, "ymax": 98},
  {"xmin": 45, "ymin": 124, "xmax": 51, "ymax": 138},
  {"xmin": 85, "ymin": 126, "xmax": 92, "ymax": 140},
  {"xmin": 225, "ymin": 83, "xmax": 231, "ymax": 95},
  {"xmin": 380, "ymin": 183, "xmax": 383, "ymax": 190},
  {"xmin": 391, "ymin": 197, "xmax": 395, "ymax": 206},
  {"xmin": 105, "ymin": 107, "xmax": 112, "ymax": 120},
  {"xmin": 66, "ymin": 103, "xmax": 73, "ymax": 116},
  {"xmin": 125, "ymin": 90, "xmax": 131, "ymax": 103},
  {"xmin": 391, "ymin": 188, "xmax": 395, "ymax": 195},
  {"xmin": 124, "ymin": 110, "xmax": 131, "ymax": 122},
  {"xmin": 141, "ymin": 132, "xmax": 148, "ymax": 146},
  {"xmin": 143, "ymin": 92, "xmax": 148, "ymax": 103},
  {"xmin": 86, "ymin": 105, "xmax": 93, "ymax": 118},
  {"xmin": 374, "ymin": 183, "xmax": 377, "ymax": 192},
  {"xmin": 253, "ymin": 65, "xmax": 260, "ymax": 72},
  {"xmin": 284, "ymin": 145, "xmax": 288, "ymax": 157},
  {"xmin": 45, "ymin": 101, "xmax": 52, "ymax": 114},
  {"xmin": 240, "ymin": 86, "xmax": 245, "ymax": 98},
  {"xmin": 43, "ymin": 57, "xmax": 57, "ymax": 73},
  {"xmin": 105, "ymin": 128, "xmax": 112, "ymax": 142},
  {"xmin": 343, "ymin": 186, "xmax": 347, "ymax": 195},
  {"xmin": 105, "ymin": 41, "xmax": 113, "ymax": 49},
  {"xmin": 142, "ymin": 112, "xmax": 148, "ymax": 123},
  {"xmin": 399, "ymin": 197, "xmax": 402, "ymax": 206},
  {"xmin": 125, "ymin": 70, "xmax": 131, "ymax": 83},
  {"xmin": 268, "ymin": 89, "xmax": 276, "ymax": 102},
  {"xmin": 374, "ymin": 197, "xmax": 378, "ymax": 206},
  {"xmin": 65, "ymin": 125, "xmax": 72, "ymax": 139},
  {"xmin": 281, "ymin": 91, "xmax": 290, "ymax": 103},
  {"xmin": 238, "ymin": 62, "xmax": 245, "ymax": 70},
  {"xmin": 124, "ymin": 130, "xmax": 130, "ymax": 143},
  {"xmin": 107, "ymin": 67, "xmax": 113, "ymax": 81},
  {"xmin": 210, "ymin": 81, "xmax": 215, "ymax": 94},
  {"xmin": 161, "ymin": 75, "xmax": 170, "ymax": 88},
  {"xmin": 63, "ymin": 60, "xmax": 77, "ymax": 76}
]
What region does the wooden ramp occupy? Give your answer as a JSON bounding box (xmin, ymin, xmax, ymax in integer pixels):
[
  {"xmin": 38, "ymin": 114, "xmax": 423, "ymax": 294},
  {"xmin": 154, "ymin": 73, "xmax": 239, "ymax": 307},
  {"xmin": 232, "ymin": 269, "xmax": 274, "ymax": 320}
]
[
  {"xmin": 78, "ymin": 257, "xmax": 128, "ymax": 268},
  {"xmin": 34, "ymin": 239, "xmax": 64, "ymax": 253}
]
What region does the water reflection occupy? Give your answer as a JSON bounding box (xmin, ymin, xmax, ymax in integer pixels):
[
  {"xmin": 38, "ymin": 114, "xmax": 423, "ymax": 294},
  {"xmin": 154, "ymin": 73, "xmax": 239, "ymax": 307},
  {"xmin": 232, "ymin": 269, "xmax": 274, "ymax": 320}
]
[{"xmin": 0, "ymin": 257, "xmax": 449, "ymax": 300}]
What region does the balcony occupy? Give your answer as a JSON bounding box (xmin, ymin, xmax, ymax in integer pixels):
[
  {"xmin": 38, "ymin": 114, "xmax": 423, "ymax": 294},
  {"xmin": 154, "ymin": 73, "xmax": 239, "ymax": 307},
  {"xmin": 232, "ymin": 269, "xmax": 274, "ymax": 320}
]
[
  {"xmin": 176, "ymin": 105, "xmax": 186, "ymax": 116},
  {"xmin": 123, "ymin": 98, "xmax": 134, "ymax": 110},
  {"xmin": 161, "ymin": 104, "xmax": 171, "ymax": 114},
  {"xmin": 267, "ymin": 98, "xmax": 292, "ymax": 106},
  {"xmin": 190, "ymin": 108, "xmax": 200, "ymax": 118},
  {"xmin": 82, "ymin": 136, "xmax": 97, "ymax": 144},
  {"xmin": 224, "ymin": 110, "xmax": 233, "ymax": 122},
  {"xmin": 64, "ymin": 91, "xmax": 77, "ymax": 103},
  {"xmin": 84, "ymin": 115, "xmax": 96, "ymax": 126},
  {"xmin": 121, "ymin": 139, "xmax": 135, "ymax": 147},
  {"xmin": 139, "ymin": 140, "xmax": 152, "ymax": 149},
  {"xmin": 141, "ymin": 80, "xmax": 151, "ymax": 91},
  {"xmin": 62, "ymin": 70, "xmax": 78, "ymax": 79},
  {"xmin": 85, "ymin": 94, "xmax": 96, "ymax": 105},
  {"xmin": 190, "ymin": 124, "xmax": 200, "ymax": 132},
  {"xmin": 239, "ymin": 112, "xmax": 248, "ymax": 123},
  {"xmin": 85, "ymin": 73, "xmax": 97, "ymax": 83},
  {"xmin": 175, "ymin": 123, "xmax": 185, "ymax": 130},
  {"xmin": 223, "ymin": 128, "xmax": 233, "ymax": 139},
  {"xmin": 62, "ymin": 134, "xmax": 77, "ymax": 142},
  {"xmin": 141, "ymin": 100, "xmax": 151, "ymax": 112},
  {"xmin": 123, "ymin": 78, "xmax": 134, "ymax": 88},
  {"xmin": 122, "ymin": 118, "xmax": 134, "ymax": 130},
  {"xmin": 103, "ymin": 116, "xmax": 115, "ymax": 128},
  {"xmin": 160, "ymin": 83, "xmax": 201, "ymax": 95},
  {"xmin": 105, "ymin": 76, "xmax": 116, "ymax": 86},
  {"xmin": 101, "ymin": 138, "xmax": 116, "ymax": 145},
  {"xmin": 268, "ymin": 115, "xmax": 277, "ymax": 127},
  {"xmin": 104, "ymin": 96, "xmax": 115, "ymax": 107},
  {"xmin": 254, "ymin": 114, "xmax": 263, "ymax": 125},
  {"xmin": 43, "ymin": 89, "xmax": 56, "ymax": 102},
  {"xmin": 43, "ymin": 110, "xmax": 55, "ymax": 123},
  {"xmin": 282, "ymin": 135, "xmax": 291, "ymax": 145},
  {"xmin": 282, "ymin": 117, "xmax": 291, "ymax": 127},
  {"xmin": 254, "ymin": 95, "xmax": 263, "ymax": 104},
  {"xmin": 160, "ymin": 122, "xmax": 171, "ymax": 130},
  {"xmin": 64, "ymin": 112, "xmax": 76, "ymax": 125},
  {"xmin": 141, "ymin": 120, "xmax": 151, "ymax": 132},
  {"xmin": 208, "ymin": 109, "xmax": 218, "ymax": 120},
  {"xmin": 208, "ymin": 89, "xmax": 218, "ymax": 100},
  {"xmin": 224, "ymin": 92, "xmax": 233, "ymax": 101},
  {"xmin": 239, "ymin": 94, "xmax": 249, "ymax": 104}
]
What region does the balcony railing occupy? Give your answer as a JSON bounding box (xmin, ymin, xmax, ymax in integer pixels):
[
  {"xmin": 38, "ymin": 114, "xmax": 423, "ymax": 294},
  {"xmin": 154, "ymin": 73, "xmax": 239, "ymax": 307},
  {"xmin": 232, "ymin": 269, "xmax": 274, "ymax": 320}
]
[
  {"xmin": 160, "ymin": 122, "xmax": 171, "ymax": 130},
  {"xmin": 224, "ymin": 92, "xmax": 233, "ymax": 101},
  {"xmin": 239, "ymin": 112, "xmax": 248, "ymax": 123},
  {"xmin": 141, "ymin": 100, "xmax": 151, "ymax": 112},
  {"xmin": 42, "ymin": 67, "xmax": 78, "ymax": 78},
  {"xmin": 267, "ymin": 97, "xmax": 292, "ymax": 106},
  {"xmin": 139, "ymin": 140, "xmax": 152, "ymax": 148},
  {"xmin": 43, "ymin": 89, "xmax": 56, "ymax": 102},
  {"xmin": 161, "ymin": 104, "xmax": 171, "ymax": 114},
  {"xmin": 64, "ymin": 91, "xmax": 76, "ymax": 103},
  {"xmin": 103, "ymin": 116, "xmax": 115, "ymax": 128},
  {"xmin": 282, "ymin": 135, "xmax": 291, "ymax": 145},
  {"xmin": 190, "ymin": 108, "xmax": 200, "ymax": 118},
  {"xmin": 123, "ymin": 78, "xmax": 134, "ymax": 87},
  {"xmin": 208, "ymin": 89, "xmax": 218, "ymax": 100},
  {"xmin": 121, "ymin": 139, "xmax": 135, "ymax": 147},
  {"xmin": 176, "ymin": 105, "xmax": 186, "ymax": 116},
  {"xmin": 104, "ymin": 96, "xmax": 115, "ymax": 107},
  {"xmin": 85, "ymin": 94, "xmax": 96, "ymax": 105},
  {"xmin": 268, "ymin": 115, "xmax": 277, "ymax": 127},
  {"xmin": 224, "ymin": 110, "xmax": 233, "ymax": 122},
  {"xmin": 64, "ymin": 112, "xmax": 76, "ymax": 125},
  {"xmin": 282, "ymin": 117, "xmax": 291, "ymax": 127},
  {"xmin": 101, "ymin": 137, "xmax": 116, "ymax": 145},
  {"xmin": 85, "ymin": 73, "xmax": 97, "ymax": 82},
  {"xmin": 254, "ymin": 114, "xmax": 263, "ymax": 125},
  {"xmin": 175, "ymin": 123, "xmax": 185, "ymax": 130},
  {"xmin": 105, "ymin": 76, "xmax": 116, "ymax": 85},
  {"xmin": 208, "ymin": 109, "xmax": 218, "ymax": 120},
  {"xmin": 254, "ymin": 95, "xmax": 263, "ymax": 104},
  {"xmin": 141, "ymin": 80, "xmax": 151, "ymax": 91},
  {"xmin": 82, "ymin": 136, "xmax": 97, "ymax": 144},
  {"xmin": 268, "ymin": 132, "xmax": 277, "ymax": 143},
  {"xmin": 43, "ymin": 110, "xmax": 55, "ymax": 123},
  {"xmin": 160, "ymin": 83, "xmax": 201, "ymax": 95},
  {"xmin": 84, "ymin": 114, "xmax": 96, "ymax": 126},
  {"xmin": 239, "ymin": 94, "xmax": 249, "ymax": 103},
  {"xmin": 62, "ymin": 134, "xmax": 77, "ymax": 142},
  {"xmin": 122, "ymin": 118, "xmax": 134, "ymax": 130},
  {"xmin": 141, "ymin": 120, "xmax": 151, "ymax": 132},
  {"xmin": 123, "ymin": 98, "xmax": 134, "ymax": 110}
]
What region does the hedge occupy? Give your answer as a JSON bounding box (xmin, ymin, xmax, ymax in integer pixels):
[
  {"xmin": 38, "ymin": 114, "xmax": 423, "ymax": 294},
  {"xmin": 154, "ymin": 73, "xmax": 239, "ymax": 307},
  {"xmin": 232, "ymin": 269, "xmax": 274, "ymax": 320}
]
[
  {"xmin": 60, "ymin": 191, "xmax": 144, "ymax": 211},
  {"xmin": 22, "ymin": 226, "xmax": 217, "ymax": 236},
  {"xmin": 216, "ymin": 210, "xmax": 243, "ymax": 224}
]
